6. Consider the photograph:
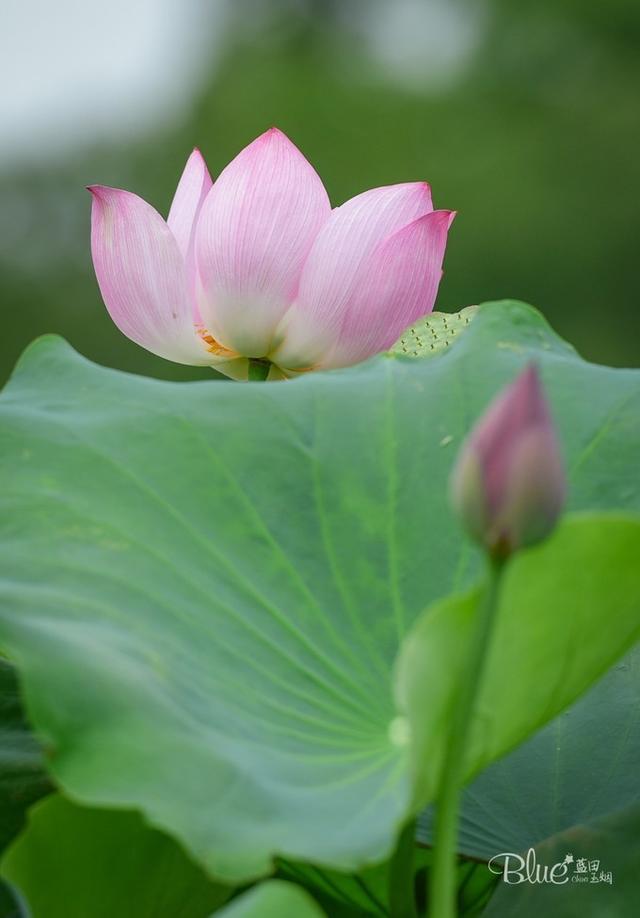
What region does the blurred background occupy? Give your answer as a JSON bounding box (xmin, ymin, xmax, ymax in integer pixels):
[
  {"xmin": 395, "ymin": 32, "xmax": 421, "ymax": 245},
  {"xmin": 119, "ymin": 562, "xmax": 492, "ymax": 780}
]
[{"xmin": 1, "ymin": 0, "xmax": 639, "ymax": 383}]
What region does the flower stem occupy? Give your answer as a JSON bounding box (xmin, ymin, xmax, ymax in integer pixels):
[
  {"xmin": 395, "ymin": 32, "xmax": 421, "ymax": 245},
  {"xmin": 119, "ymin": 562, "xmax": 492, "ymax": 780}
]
[
  {"xmin": 248, "ymin": 358, "xmax": 271, "ymax": 381},
  {"xmin": 429, "ymin": 557, "xmax": 506, "ymax": 918},
  {"xmin": 389, "ymin": 818, "xmax": 417, "ymax": 918}
]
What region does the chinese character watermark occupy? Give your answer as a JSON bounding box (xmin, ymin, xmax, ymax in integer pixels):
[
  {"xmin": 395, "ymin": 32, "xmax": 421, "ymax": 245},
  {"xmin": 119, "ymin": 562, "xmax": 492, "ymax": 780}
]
[{"xmin": 488, "ymin": 849, "xmax": 614, "ymax": 886}]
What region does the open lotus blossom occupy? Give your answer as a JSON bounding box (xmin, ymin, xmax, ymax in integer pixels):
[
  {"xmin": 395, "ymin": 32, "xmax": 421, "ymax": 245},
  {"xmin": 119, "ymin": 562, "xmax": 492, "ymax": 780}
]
[{"xmin": 89, "ymin": 128, "xmax": 455, "ymax": 380}]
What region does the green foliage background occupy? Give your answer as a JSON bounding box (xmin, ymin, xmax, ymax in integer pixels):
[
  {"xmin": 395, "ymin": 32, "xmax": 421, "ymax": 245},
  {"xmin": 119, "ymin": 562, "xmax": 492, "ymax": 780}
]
[{"xmin": 1, "ymin": 0, "xmax": 639, "ymax": 383}]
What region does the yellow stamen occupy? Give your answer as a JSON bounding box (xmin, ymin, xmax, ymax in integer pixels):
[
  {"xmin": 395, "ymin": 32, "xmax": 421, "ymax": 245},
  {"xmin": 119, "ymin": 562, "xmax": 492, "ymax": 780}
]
[{"xmin": 196, "ymin": 326, "xmax": 239, "ymax": 359}]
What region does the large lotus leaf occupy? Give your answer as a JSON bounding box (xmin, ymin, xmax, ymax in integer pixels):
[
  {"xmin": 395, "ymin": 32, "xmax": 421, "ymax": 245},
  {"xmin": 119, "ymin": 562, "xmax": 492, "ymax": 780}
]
[
  {"xmin": 0, "ymin": 795, "xmax": 230, "ymax": 918},
  {"xmin": 215, "ymin": 881, "xmax": 325, "ymax": 917},
  {"xmin": 0, "ymin": 301, "xmax": 639, "ymax": 882},
  {"xmin": 483, "ymin": 802, "xmax": 640, "ymax": 918},
  {"xmin": 417, "ymin": 644, "xmax": 640, "ymax": 860}
]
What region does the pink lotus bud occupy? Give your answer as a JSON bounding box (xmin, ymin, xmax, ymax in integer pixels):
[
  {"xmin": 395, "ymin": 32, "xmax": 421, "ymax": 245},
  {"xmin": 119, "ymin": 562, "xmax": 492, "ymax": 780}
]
[
  {"xmin": 450, "ymin": 364, "xmax": 566, "ymax": 558},
  {"xmin": 88, "ymin": 129, "xmax": 454, "ymax": 380}
]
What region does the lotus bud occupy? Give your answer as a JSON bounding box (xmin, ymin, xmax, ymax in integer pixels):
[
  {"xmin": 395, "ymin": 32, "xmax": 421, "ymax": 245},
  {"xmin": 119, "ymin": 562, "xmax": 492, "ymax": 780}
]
[{"xmin": 450, "ymin": 364, "xmax": 566, "ymax": 558}]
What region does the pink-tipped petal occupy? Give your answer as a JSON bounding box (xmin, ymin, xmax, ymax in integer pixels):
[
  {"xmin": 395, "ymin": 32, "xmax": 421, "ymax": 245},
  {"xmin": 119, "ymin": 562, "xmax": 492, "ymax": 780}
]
[
  {"xmin": 299, "ymin": 182, "xmax": 434, "ymax": 316},
  {"xmin": 270, "ymin": 183, "xmax": 434, "ymax": 368},
  {"xmin": 301, "ymin": 182, "xmax": 434, "ymax": 289},
  {"xmin": 167, "ymin": 149, "xmax": 213, "ymax": 320},
  {"xmin": 195, "ymin": 127, "xmax": 331, "ymax": 357},
  {"xmin": 274, "ymin": 207, "xmax": 452, "ymax": 370},
  {"xmin": 323, "ymin": 209, "xmax": 455, "ymax": 367},
  {"xmin": 89, "ymin": 185, "xmax": 210, "ymax": 366},
  {"xmin": 167, "ymin": 148, "xmax": 213, "ymax": 261}
]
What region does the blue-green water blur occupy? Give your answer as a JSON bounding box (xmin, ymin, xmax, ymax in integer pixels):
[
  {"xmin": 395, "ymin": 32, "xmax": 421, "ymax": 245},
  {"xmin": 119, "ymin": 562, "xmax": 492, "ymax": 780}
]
[{"xmin": 1, "ymin": 0, "xmax": 638, "ymax": 383}]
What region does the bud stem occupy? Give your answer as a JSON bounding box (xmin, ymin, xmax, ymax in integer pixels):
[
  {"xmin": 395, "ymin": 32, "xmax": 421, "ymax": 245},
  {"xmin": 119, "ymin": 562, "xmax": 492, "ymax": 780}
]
[{"xmin": 429, "ymin": 556, "xmax": 506, "ymax": 918}]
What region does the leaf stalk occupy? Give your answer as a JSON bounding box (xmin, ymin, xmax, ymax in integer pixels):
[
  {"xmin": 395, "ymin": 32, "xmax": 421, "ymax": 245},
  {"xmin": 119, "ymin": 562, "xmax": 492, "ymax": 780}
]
[{"xmin": 429, "ymin": 557, "xmax": 506, "ymax": 918}]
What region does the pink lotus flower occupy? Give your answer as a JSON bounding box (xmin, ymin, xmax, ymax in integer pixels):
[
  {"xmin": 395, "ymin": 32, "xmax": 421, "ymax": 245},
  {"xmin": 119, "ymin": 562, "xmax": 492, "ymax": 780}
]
[
  {"xmin": 450, "ymin": 364, "xmax": 566, "ymax": 558},
  {"xmin": 89, "ymin": 128, "xmax": 454, "ymax": 380}
]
